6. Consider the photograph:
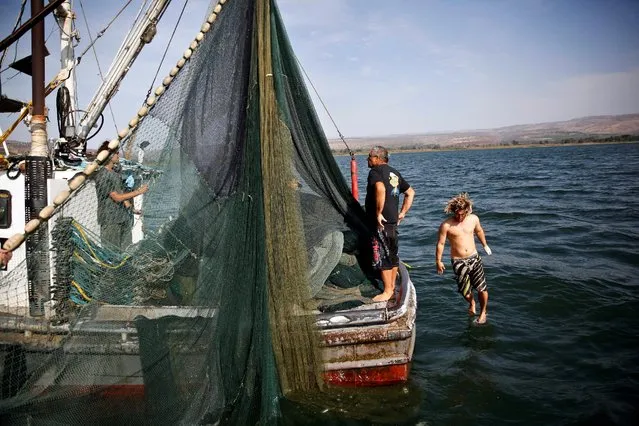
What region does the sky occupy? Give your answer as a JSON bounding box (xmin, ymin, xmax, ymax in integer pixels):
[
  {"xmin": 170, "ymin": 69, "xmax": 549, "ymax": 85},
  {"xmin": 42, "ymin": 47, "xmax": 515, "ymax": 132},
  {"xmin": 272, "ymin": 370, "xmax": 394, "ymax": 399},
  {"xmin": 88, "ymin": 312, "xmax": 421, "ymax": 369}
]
[{"xmin": 1, "ymin": 0, "xmax": 638, "ymax": 146}]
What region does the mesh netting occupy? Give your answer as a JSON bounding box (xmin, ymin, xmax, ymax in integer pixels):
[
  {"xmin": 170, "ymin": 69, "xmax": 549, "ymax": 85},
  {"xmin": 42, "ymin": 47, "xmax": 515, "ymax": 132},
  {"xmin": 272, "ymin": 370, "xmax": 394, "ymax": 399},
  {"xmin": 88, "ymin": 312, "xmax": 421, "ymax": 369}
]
[{"xmin": 0, "ymin": 0, "xmax": 381, "ymax": 424}]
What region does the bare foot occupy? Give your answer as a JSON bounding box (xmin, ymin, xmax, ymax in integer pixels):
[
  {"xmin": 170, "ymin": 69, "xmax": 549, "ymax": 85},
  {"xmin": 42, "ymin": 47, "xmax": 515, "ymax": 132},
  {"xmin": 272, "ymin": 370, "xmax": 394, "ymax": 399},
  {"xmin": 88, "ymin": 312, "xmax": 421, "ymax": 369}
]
[
  {"xmin": 372, "ymin": 292, "xmax": 393, "ymax": 302},
  {"xmin": 468, "ymin": 299, "xmax": 476, "ymax": 316},
  {"xmin": 475, "ymin": 313, "xmax": 487, "ymax": 324}
]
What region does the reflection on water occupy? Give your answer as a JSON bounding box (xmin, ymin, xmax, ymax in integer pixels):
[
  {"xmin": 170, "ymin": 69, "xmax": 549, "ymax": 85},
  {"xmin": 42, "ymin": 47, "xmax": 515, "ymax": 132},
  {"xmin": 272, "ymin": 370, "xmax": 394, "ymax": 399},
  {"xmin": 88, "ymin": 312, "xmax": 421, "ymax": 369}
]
[{"xmin": 281, "ymin": 381, "xmax": 422, "ymax": 425}]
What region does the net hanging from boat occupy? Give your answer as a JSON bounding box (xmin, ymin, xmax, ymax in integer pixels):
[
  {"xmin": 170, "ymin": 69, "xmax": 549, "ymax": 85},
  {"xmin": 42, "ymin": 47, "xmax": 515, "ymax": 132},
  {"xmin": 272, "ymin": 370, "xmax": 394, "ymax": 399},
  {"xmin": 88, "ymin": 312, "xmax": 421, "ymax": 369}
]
[{"xmin": 0, "ymin": 0, "xmax": 380, "ymax": 424}]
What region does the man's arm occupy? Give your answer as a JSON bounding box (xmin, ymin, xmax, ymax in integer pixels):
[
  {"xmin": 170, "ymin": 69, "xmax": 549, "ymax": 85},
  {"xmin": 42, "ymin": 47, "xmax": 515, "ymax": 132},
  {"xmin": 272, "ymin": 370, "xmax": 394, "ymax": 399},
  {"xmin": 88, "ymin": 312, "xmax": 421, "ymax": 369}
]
[
  {"xmin": 436, "ymin": 222, "xmax": 448, "ymax": 274},
  {"xmin": 108, "ymin": 184, "xmax": 149, "ymax": 203},
  {"xmin": 398, "ymin": 186, "xmax": 415, "ymax": 224},
  {"xmin": 474, "ymin": 215, "xmax": 492, "ymax": 255},
  {"xmin": 0, "ymin": 248, "xmax": 12, "ymax": 268},
  {"xmin": 375, "ymin": 181, "xmax": 386, "ymax": 227}
]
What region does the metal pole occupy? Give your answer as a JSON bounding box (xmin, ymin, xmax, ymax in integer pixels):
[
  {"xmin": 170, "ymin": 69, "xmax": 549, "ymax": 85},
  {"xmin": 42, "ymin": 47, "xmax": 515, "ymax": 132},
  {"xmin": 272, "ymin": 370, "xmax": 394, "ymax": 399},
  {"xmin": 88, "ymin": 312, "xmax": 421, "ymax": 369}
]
[
  {"xmin": 0, "ymin": 0, "xmax": 65, "ymax": 54},
  {"xmin": 26, "ymin": 0, "xmax": 51, "ymax": 317}
]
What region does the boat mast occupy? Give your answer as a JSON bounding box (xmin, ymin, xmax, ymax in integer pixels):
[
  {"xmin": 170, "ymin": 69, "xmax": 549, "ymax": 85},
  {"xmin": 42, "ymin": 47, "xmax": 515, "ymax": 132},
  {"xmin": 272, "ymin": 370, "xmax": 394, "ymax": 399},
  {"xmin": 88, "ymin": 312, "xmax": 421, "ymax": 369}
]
[
  {"xmin": 55, "ymin": 1, "xmax": 78, "ymax": 140},
  {"xmin": 77, "ymin": 0, "xmax": 171, "ymax": 144},
  {"xmin": 26, "ymin": 0, "xmax": 52, "ymax": 317}
]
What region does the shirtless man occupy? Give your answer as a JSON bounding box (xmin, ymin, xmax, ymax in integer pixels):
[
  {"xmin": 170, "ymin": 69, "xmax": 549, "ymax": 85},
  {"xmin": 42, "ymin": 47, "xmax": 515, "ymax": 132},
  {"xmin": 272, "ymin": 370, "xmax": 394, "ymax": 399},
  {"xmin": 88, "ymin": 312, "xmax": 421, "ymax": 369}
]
[{"xmin": 436, "ymin": 193, "xmax": 492, "ymax": 324}]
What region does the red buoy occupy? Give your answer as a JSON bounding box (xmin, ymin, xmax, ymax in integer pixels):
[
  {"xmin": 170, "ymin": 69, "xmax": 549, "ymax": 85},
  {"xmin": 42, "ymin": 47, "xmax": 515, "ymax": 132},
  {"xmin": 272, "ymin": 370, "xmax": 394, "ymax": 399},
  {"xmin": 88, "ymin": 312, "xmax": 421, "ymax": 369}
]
[{"xmin": 350, "ymin": 155, "xmax": 359, "ymax": 201}]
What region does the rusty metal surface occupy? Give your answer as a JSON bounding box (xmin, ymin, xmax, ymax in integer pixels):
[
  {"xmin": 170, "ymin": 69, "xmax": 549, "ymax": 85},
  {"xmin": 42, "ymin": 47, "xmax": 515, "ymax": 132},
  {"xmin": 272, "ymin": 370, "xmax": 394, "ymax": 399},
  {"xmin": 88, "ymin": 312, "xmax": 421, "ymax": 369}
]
[{"xmin": 320, "ymin": 277, "xmax": 417, "ymax": 373}]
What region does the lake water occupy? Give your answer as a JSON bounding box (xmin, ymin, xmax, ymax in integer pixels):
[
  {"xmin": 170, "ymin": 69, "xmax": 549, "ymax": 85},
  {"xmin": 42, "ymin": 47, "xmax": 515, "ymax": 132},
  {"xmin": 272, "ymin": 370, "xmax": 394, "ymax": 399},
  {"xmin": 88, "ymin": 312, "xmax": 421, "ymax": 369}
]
[{"xmin": 318, "ymin": 143, "xmax": 639, "ymax": 425}]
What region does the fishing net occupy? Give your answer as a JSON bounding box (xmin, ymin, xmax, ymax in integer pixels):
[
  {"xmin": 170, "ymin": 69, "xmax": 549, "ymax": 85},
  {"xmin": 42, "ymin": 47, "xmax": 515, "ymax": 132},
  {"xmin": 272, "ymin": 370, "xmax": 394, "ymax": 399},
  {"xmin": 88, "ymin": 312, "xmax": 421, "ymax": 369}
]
[{"xmin": 0, "ymin": 0, "xmax": 389, "ymax": 424}]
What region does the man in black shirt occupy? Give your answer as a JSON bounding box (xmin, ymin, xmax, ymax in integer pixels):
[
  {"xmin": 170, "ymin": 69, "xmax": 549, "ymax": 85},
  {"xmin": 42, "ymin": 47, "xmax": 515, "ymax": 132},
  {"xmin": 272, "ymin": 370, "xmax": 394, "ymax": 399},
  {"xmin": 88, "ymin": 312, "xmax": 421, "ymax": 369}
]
[{"xmin": 365, "ymin": 146, "xmax": 415, "ymax": 302}]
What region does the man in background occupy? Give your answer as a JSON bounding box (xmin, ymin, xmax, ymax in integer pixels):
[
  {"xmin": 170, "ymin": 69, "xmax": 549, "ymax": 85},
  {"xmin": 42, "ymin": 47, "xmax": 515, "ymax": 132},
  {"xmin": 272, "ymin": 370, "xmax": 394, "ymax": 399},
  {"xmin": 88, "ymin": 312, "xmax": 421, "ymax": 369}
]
[
  {"xmin": 365, "ymin": 146, "xmax": 415, "ymax": 302},
  {"xmin": 436, "ymin": 192, "xmax": 492, "ymax": 324},
  {"xmin": 94, "ymin": 141, "xmax": 148, "ymax": 250}
]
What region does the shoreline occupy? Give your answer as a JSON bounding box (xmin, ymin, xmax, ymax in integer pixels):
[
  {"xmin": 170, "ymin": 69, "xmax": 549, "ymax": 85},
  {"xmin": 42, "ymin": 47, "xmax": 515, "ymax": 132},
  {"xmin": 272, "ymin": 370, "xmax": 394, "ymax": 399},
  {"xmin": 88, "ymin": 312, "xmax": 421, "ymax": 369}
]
[{"xmin": 331, "ymin": 140, "xmax": 639, "ymax": 156}]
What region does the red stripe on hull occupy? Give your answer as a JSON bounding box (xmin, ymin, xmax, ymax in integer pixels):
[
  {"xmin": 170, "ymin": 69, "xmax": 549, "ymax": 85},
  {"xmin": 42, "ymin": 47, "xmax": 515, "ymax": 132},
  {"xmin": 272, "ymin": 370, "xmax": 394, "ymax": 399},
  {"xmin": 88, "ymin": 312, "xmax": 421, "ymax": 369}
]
[
  {"xmin": 96, "ymin": 384, "xmax": 145, "ymax": 399},
  {"xmin": 323, "ymin": 363, "xmax": 410, "ymax": 387}
]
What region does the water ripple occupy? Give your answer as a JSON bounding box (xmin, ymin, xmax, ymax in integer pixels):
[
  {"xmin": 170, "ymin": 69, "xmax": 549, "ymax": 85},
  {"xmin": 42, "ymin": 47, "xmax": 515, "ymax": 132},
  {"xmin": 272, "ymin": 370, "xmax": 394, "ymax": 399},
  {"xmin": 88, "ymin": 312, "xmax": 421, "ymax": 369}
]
[{"xmin": 337, "ymin": 143, "xmax": 639, "ymax": 425}]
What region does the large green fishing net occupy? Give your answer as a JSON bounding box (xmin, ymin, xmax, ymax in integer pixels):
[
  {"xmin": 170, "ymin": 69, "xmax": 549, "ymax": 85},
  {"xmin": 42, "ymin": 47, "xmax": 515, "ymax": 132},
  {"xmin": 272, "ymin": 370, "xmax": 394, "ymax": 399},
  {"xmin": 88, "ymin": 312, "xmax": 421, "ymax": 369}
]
[{"xmin": 0, "ymin": 0, "xmax": 384, "ymax": 424}]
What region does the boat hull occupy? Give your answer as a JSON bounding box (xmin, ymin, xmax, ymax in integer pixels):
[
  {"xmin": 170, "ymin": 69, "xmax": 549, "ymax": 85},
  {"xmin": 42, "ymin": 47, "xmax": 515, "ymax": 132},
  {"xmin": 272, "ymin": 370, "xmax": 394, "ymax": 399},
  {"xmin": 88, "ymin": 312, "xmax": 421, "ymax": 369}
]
[
  {"xmin": 319, "ymin": 269, "xmax": 417, "ymax": 386},
  {"xmin": 1, "ymin": 267, "xmax": 417, "ymax": 397}
]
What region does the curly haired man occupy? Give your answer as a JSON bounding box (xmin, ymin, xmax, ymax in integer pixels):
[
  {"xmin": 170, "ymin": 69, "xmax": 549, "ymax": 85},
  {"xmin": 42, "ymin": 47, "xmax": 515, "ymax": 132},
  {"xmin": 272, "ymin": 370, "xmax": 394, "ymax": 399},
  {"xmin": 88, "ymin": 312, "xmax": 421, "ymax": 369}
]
[{"xmin": 436, "ymin": 193, "xmax": 492, "ymax": 324}]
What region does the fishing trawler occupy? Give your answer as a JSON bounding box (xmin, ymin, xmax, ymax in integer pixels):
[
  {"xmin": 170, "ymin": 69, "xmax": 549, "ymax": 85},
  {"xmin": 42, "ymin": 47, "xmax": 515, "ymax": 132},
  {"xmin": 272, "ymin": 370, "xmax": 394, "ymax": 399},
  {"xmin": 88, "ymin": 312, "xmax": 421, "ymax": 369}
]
[{"xmin": 0, "ymin": 0, "xmax": 416, "ymax": 423}]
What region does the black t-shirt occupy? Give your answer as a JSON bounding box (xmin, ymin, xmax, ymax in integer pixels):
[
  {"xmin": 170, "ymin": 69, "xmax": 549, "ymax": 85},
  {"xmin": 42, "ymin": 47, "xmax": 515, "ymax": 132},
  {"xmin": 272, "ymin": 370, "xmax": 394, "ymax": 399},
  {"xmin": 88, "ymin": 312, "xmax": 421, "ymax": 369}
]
[{"xmin": 365, "ymin": 163, "xmax": 410, "ymax": 225}]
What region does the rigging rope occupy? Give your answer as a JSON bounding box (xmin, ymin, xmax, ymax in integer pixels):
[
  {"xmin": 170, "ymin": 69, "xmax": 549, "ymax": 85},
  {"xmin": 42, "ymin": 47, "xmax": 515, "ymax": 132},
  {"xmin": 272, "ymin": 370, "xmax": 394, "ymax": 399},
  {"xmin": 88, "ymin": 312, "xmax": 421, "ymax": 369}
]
[
  {"xmin": 56, "ymin": 86, "xmax": 71, "ymax": 138},
  {"xmin": 0, "ymin": 0, "xmax": 27, "ymax": 73},
  {"xmin": 294, "ymin": 55, "xmax": 354, "ymax": 156},
  {"xmin": 293, "ymin": 54, "xmax": 360, "ymax": 199},
  {"xmin": 75, "ymin": 0, "xmax": 135, "ymax": 62},
  {"xmin": 77, "ymin": 0, "xmax": 119, "ymax": 134},
  {"xmin": 0, "ymin": 0, "xmax": 28, "ymax": 91},
  {"xmin": 143, "ymin": 0, "xmax": 189, "ymax": 102}
]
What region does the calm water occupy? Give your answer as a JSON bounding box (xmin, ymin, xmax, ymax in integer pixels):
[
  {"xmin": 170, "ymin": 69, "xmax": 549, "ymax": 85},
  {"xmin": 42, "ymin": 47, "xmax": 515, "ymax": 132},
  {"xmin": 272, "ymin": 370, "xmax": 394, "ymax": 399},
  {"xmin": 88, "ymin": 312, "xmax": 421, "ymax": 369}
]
[{"xmin": 319, "ymin": 143, "xmax": 639, "ymax": 426}]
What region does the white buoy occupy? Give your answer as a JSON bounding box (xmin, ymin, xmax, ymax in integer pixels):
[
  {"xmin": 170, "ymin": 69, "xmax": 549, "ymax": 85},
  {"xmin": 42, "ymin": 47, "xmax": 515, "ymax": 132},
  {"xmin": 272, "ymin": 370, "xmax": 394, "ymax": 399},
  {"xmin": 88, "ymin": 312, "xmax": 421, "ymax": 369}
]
[
  {"xmin": 53, "ymin": 190, "xmax": 71, "ymax": 205},
  {"xmin": 68, "ymin": 174, "xmax": 86, "ymax": 190},
  {"xmin": 96, "ymin": 150, "xmax": 110, "ymax": 164},
  {"xmin": 38, "ymin": 205, "xmax": 56, "ymax": 220},
  {"xmin": 24, "ymin": 219, "xmax": 41, "ymax": 234},
  {"xmin": 107, "ymin": 139, "xmax": 120, "ymax": 150},
  {"xmin": 84, "ymin": 162, "xmax": 98, "ymax": 176},
  {"xmin": 4, "ymin": 233, "xmax": 25, "ymax": 251}
]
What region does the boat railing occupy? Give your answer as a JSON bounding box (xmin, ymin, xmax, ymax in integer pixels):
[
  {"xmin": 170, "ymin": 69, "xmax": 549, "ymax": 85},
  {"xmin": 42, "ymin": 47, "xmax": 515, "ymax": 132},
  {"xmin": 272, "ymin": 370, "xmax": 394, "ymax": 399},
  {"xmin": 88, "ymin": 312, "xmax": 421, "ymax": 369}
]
[{"xmin": 315, "ymin": 262, "xmax": 414, "ymax": 330}]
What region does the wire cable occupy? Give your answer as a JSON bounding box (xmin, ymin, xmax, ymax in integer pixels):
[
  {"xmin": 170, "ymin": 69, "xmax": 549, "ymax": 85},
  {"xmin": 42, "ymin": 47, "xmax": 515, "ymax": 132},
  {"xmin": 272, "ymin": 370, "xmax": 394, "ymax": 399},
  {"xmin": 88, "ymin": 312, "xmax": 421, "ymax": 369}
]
[
  {"xmin": 294, "ymin": 55, "xmax": 354, "ymax": 155},
  {"xmin": 77, "ymin": 0, "xmax": 119, "ymax": 134},
  {"xmin": 144, "ymin": 0, "xmax": 189, "ymax": 101},
  {"xmin": 0, "ymin": 0, "xmax": 27, "ymax": 72},
  {"xmin": 75, "ymin": 0, "xmax": 135, "ymax": 62}
]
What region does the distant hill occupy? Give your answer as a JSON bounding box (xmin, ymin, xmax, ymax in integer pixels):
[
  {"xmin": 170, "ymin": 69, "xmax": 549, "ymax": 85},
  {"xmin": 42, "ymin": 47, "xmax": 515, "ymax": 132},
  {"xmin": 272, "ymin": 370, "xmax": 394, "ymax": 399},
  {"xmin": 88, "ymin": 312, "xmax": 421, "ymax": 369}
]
[
  {"xmin": 3, "ymin": 140, "xmax": 30, "ymax": 155},
  {"xmin": 5, "ymin": 114, "xmax": 639, "ymax": 157},
  {"xmin": 3, "ymin": 139, "xmax": 97, "ymax": 158},
  {"xmin": 329, "ymin": 113, "xmax": 639, "ymax": 152}
]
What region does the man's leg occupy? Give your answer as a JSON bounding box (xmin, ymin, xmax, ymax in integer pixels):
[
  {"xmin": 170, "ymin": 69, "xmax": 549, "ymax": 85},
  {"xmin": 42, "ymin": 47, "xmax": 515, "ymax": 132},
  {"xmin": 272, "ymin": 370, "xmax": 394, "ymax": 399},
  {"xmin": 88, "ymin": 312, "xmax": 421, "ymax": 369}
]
[
  {"xmin": 373, "ymin": 224, "xmax": 399, "ymax": 302},
  {"xmin": 454, "ymin": 259, "xmax": 475, "ymax": 315},
  {"xmin": 373, "ymin": 268, "xmax": 394, "ymax": 302},
  {"xmin": 121, "ymin": 223, "xmax": 132, "ymax": 250},
  {"xmin": 101, "ymin": 224, "xmax": 119, "ymax": 248},
  {"xmin": 476, "ymin": 290, "xmax": 488, "ymax": 324},
  {"xmin": 390, "ymin": 266, "xmax": 399, "ymax": 295},
  {"xmin": 464, "ymin": 291, "xmax": 476, "ymax": 316}
]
